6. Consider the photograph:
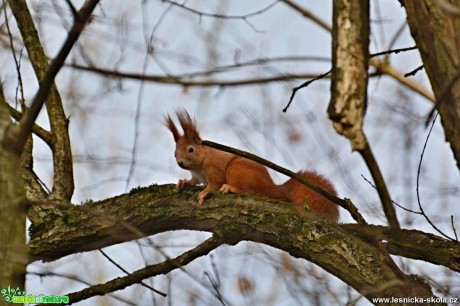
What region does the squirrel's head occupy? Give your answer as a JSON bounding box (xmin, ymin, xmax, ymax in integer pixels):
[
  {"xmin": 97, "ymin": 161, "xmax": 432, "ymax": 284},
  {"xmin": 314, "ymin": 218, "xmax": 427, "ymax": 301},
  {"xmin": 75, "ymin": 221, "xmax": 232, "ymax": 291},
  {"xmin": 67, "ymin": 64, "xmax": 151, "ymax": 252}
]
[{"xmin": 164, "ymin": 109, "xmax": 203, "ymax": 170}]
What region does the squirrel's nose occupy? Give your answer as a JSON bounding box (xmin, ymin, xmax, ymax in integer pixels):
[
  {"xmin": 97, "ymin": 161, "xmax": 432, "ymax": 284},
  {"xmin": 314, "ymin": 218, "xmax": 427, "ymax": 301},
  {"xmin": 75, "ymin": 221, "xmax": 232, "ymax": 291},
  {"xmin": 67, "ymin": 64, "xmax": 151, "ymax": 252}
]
[{"xmin": 177, "ymin": 161, "xmax": 186, "ymax": 169}]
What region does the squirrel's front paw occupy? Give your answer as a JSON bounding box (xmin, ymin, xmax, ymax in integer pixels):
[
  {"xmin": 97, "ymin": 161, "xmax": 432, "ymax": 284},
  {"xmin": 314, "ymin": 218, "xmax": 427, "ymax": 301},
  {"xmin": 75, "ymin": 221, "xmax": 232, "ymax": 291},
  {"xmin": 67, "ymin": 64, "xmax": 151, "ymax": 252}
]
[
  {"xmin": 176, "ymin": 179, "xmax": 190, "ymax": 190},
  {"xmin": 197, "ymin": 189, "xmax": 208, "ymax": 205}
]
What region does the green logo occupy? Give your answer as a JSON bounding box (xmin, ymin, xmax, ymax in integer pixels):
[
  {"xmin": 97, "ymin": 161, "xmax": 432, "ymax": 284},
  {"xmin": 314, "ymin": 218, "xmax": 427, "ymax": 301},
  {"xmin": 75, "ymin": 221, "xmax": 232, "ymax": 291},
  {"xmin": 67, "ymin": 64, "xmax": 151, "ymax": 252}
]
[
  {"xmin": 1, "ymin": 285, "xmax": 26, "ymax": 303},
  {"xmin": 1, "ymin": 285, "xmax": 69, "ymax": 304}
]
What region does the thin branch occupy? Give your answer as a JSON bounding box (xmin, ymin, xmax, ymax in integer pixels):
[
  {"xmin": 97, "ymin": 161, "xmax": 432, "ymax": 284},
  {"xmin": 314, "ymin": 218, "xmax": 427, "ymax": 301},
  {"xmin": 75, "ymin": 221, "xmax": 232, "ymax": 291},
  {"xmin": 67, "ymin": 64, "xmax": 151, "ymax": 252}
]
[
  {"xmin": 162, "ymin": 0, "xmax": 279, "ymax": 20},
  {"xmin": 29, "ymin": 271, "xmax": 138, "ymax": 306},
  {"xmin": 203, "ymin": 271, "xmax": 225, "ymax": 306},
  {"xmin": 2, "ymin": 0, "xmax": 25, "ymax": 106},
  {"xmin": 67, "ymin": 56, "xmax": 330, "ymax": 79},
  {"xmin": 370, "ymin": 46, "xmax": 417, "ymax": 58},
  {"xmin": 361, "ymin": 174, "xmax": 421, "ymax": 215},
  {"xmin": 201, "ymin": 140, "xmax": 367, "ymax": 225},
  {"xmin": 283, "ymin": 69, "xmax": 331, "ymax": 112},
  {"xmin": 416, "ymin": 112, "xmax": 457, "ymax": 241},
  {"xmin": 67, "ymin": 236, "xmax": 223, "ymax": 305},
  {"xmin": 64, "ymin": 0, "xmax": 78, "ymax": 17},
  {"xmin": 451, "ymin": 216, "xmax": 458, "ymax": 241},
  {"xmin": 376, "ymin": 62, "xmax": 435, "ymax": 102},
  {"xmin": 98, "ymin": 249, "xmax": 166, "ymax": 297},
  {"xmin": 404, "ymin": 64, "xmax": 424, "ymax": 77},
  {"xmin": 177, "ymin": 56, "xmax": 331, "ymax": 77},
  {"xmin": 66, "ymin": 64, "xmax": 329, "ymax": 86}
]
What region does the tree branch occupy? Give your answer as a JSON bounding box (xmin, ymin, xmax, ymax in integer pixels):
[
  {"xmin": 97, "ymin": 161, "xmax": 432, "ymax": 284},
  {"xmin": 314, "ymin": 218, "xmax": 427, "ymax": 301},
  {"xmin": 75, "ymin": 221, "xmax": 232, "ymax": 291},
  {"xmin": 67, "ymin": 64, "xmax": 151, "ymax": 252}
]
[
  {"xmin": 28, "ymin": 185, "xmax": 455, "ymax": 304},
  {"xmin": 162, "ymin": 0, "xmax": 279, "ymax": 20},
  {"xmin": 6, "ymin": 104, "xmax": 54, "ymax": 146},
  {"xmin": 67, "ymin": 64, "xmax": 329, "ymax": 86},
  {"xmin": 405, "ymin": 0, "xmax": 460, "ymax": 170}
]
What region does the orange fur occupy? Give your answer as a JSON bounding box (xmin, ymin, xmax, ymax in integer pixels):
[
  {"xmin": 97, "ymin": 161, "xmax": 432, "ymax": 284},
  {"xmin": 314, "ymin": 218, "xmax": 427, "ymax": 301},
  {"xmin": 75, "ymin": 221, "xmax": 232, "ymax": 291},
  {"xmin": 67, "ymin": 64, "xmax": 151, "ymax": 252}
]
[{"xmin": 164, "ymin": 110, "xmax": 339, "ymax": 222}]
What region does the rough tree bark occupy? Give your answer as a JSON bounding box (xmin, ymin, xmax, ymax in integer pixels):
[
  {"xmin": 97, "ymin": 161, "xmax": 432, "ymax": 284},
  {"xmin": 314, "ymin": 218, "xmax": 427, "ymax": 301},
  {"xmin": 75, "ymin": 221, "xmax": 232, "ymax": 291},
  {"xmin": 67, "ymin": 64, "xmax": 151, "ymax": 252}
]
[
  {"xmin": 405, "ymin": 0, "xmax": 460, "ymax": 170},
  {"xmin": 0, "ymin": 88, "xmax": 27, "ymax": 291}
]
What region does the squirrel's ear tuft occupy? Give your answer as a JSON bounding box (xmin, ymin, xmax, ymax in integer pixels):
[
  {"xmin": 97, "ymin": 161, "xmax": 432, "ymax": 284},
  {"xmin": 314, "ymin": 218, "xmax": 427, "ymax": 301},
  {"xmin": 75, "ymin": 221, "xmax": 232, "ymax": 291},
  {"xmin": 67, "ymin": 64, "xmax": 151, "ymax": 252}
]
[
  {"xmin": 176, "ymin": 108, "xmax": 201, "ymax": 143},
  {"xmin": 163, "ymin": 114, "xmax": 180, "ymax": 142}
]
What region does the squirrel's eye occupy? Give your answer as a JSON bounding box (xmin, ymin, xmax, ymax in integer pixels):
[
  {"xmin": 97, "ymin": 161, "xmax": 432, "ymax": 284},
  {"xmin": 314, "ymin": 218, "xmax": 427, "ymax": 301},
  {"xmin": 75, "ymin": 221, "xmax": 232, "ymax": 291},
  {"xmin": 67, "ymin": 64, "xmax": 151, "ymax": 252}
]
[{"xmin": 188, "ymin": 146, "xmax": 195, "ymax": 153}]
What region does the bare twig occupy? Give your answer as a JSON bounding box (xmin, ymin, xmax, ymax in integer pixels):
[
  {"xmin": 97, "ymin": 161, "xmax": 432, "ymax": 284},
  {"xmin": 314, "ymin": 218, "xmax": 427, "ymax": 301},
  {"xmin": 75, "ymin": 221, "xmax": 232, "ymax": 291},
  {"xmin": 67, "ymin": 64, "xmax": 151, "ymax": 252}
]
[
  {"xmin": 98, "ymin": 249, "xmax": 166, "ymax": 297},
  {"xmin": 186, "ymin": 56, "xmax": 330, "ymax": 76},
  {"xmin": 64, "ymin": 0, "xmax": 78, "ymax": 17},
  {"xmin": 416, "ymin": 112, "xmax": 457, "ymax": 241},
  {"xmin": 201, "ymin": 140, "xmax": 367, "ymax": 224},
  {"xmin": 162, "ymin": 0, "xmax": 278, "ymax": 20},
  {"xmin": 29, "ymin": 271, "xmax": 138, "ymax": 306},
  {"xmin": 451, "ymin": 216, "xmax": 458, "ymax": 241},
  {"xmin": 360, "ymin": 174, "xmax": 421, "ymax": 215},
  {"xmin": 2, "ymin": 1, "xmax": 25, "ymax": 106},
  {"xmin": 376, "ymin": 63, "xmax": 434, "ymax": 102},
  {"xmin": 67, "ymin": 64, "xmax": 329, "ymax": 86},
  {"xmin": 370, "ymin": 46, "xmax": 417, "ymax": 58},
  {"xmin": 203, "ymin": 257, "xmax": 225, "ymax": 306},
  {"xmin": 68, "ymin": 56, "xmax": 330, "ymax": 79},
  {"xmin": 283, "ymin": 69, "xmax": 331, "ymax": 112},
  {"xmin": 404, "ymin": 64, "xmax": 424, "ymax": 77}
]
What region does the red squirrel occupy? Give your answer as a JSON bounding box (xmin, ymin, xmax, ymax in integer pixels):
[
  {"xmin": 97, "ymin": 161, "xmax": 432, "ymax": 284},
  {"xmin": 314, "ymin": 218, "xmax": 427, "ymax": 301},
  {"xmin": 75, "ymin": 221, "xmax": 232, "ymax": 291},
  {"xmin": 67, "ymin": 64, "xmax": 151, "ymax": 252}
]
[{"xmin": 164, "ymin": 109, "xmax": 339, "ymax": 222}]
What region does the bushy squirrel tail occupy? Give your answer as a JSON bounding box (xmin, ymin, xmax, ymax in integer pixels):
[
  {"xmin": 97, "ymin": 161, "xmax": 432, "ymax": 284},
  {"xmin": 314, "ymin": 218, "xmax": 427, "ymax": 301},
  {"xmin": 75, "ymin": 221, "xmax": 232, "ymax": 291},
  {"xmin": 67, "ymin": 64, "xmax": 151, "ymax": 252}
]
[{"xmin": 282, "ymin": 171, "xmax": 339, "ymax": 222}]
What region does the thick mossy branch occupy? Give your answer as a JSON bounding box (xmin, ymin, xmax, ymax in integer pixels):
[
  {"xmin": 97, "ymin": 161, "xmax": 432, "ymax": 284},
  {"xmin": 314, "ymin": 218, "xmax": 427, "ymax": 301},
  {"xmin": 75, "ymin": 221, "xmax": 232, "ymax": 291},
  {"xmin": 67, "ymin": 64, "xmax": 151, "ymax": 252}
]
[{"xmin": 28, "ymin": 184, "xmax": 457, "ymax": 303}]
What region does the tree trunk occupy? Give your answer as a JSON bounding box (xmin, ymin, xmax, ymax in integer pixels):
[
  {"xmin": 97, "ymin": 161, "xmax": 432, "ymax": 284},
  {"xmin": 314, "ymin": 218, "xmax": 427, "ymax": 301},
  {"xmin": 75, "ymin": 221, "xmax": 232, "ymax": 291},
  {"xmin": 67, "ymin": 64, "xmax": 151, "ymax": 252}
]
[
  {"xmin": 405, "ymin": 0, "xmax": 460, "ymax": 170},
  {"xmin": 0, "ymin": 92, "xmax": 27, "ymax": 291}
]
